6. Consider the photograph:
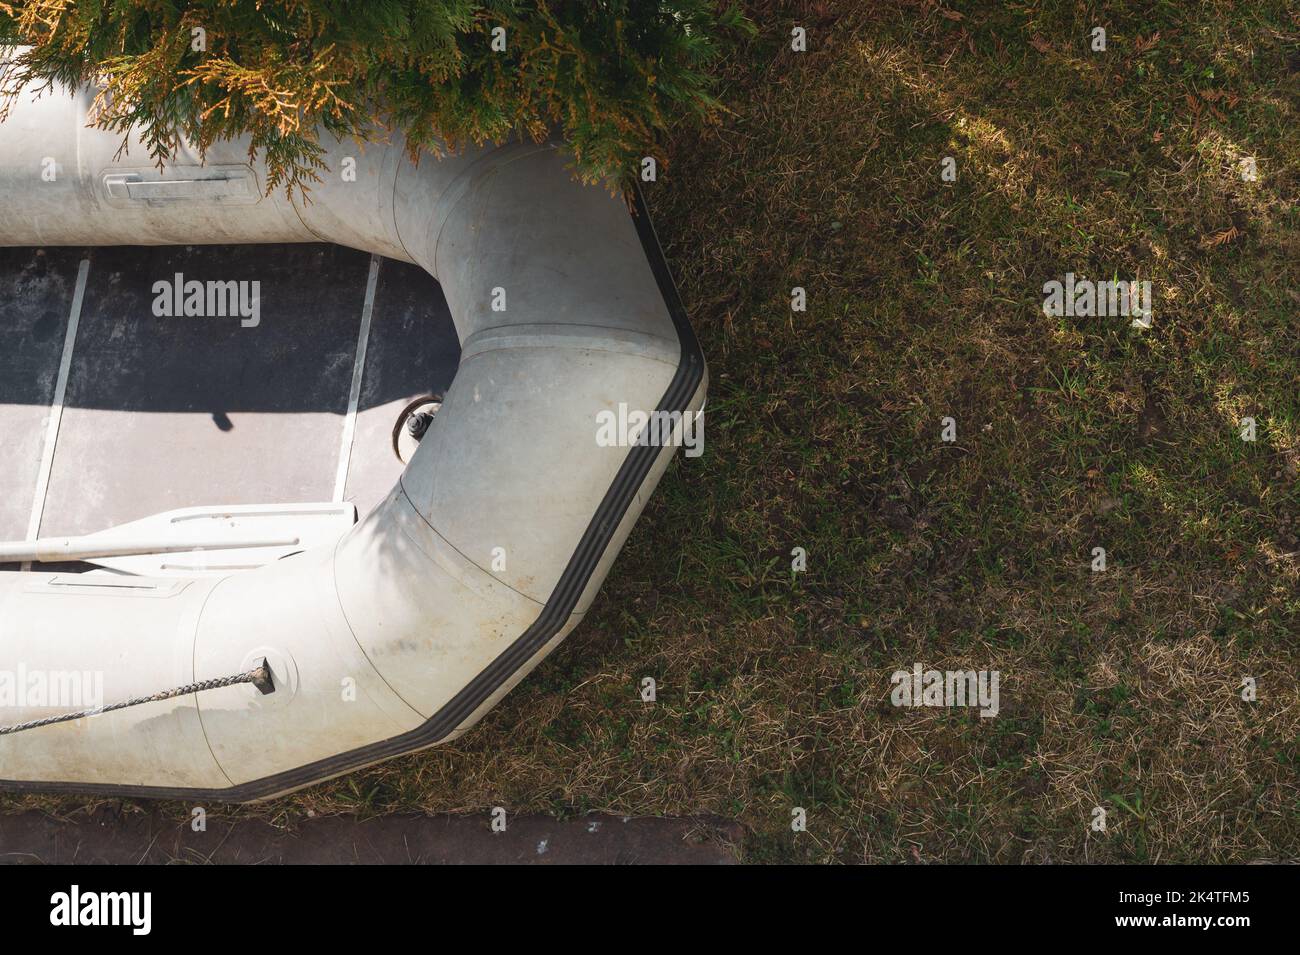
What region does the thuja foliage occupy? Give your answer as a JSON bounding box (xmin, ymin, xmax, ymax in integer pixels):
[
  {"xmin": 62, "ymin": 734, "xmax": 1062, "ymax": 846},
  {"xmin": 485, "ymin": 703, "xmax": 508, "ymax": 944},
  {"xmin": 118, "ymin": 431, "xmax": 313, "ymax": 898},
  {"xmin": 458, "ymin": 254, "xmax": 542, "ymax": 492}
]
[{"xmin": 0, "ymin": 1, "xmax": 749, "ymax": 193}]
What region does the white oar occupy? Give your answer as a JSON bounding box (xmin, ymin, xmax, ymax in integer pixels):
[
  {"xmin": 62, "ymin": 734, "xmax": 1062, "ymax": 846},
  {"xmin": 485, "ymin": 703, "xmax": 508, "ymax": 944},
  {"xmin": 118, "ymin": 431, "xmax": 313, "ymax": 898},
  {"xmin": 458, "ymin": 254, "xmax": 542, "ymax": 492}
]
[
  {"xmin": 0, "ymin": 535, "xmax": 300, "ymax": 563},
  {"xmin": 1, "ymin": 502, "xmax": 357, "ymax": 576}
]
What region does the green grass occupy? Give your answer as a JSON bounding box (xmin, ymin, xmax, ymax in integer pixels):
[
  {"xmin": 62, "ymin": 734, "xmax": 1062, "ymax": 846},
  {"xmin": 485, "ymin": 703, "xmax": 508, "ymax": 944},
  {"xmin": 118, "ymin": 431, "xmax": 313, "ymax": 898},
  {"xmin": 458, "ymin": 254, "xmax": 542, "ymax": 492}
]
[{"xmin": 5, "ymin": 0, "xmax": 1298, "ymax": 863}]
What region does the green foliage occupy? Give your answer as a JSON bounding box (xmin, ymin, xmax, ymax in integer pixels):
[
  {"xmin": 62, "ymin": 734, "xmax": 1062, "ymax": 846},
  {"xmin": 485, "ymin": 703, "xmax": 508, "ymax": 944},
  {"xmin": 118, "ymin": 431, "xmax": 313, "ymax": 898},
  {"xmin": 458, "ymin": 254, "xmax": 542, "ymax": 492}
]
[{"xmin": 0, "ymin": 1, "xmax": 750, "ymax": 193}]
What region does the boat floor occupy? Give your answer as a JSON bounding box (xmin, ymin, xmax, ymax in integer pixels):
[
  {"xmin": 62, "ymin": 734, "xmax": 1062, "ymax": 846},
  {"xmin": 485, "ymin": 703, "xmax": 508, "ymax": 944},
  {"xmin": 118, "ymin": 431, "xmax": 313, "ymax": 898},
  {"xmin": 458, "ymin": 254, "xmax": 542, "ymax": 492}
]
[{"xmin": 0, "ymin": 244, "xmax": 460, "ymax": 572}]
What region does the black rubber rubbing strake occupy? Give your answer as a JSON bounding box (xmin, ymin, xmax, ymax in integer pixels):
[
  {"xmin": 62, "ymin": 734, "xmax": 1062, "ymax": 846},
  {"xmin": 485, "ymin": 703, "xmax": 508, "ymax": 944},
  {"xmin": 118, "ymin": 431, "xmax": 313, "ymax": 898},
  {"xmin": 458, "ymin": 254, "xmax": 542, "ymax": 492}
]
[{"xmin": 0, "ymin": 185, "xmax": 704, "ymax": 801}]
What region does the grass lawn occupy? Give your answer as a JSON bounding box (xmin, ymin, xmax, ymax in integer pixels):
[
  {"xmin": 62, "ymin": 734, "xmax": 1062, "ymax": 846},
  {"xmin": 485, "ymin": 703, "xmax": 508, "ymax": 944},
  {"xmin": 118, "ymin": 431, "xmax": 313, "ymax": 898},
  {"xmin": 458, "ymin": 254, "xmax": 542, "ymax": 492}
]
[{"xmin": 6, "ymin": 0, "xmax": 1297, "ymax": 863}]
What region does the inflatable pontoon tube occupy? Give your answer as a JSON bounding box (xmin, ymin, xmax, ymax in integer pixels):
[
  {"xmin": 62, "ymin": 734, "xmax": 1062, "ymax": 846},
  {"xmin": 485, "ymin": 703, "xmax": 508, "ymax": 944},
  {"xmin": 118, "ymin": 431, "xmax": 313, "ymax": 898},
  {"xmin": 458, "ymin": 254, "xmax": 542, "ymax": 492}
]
[{"xmin": 0, "ymin": 70, "xmax": 705, "ymax": 799}]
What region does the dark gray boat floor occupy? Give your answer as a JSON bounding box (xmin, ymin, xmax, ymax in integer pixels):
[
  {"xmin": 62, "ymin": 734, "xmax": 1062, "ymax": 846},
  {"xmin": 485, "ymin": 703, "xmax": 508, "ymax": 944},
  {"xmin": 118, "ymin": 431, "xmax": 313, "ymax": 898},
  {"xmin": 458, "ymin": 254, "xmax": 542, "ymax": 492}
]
[{"xmin": 0, "ymin": 244, "xmax": 459, "ymax": 567}]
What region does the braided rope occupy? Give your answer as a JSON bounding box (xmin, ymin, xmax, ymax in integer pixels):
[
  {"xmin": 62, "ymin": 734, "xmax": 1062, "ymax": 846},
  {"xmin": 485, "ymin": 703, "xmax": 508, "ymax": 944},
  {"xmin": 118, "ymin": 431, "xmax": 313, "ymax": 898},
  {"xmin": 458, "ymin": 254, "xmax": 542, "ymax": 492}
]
[{"xmin": 0, "ymin": 664, "xmax": 273, "ymax": 737}]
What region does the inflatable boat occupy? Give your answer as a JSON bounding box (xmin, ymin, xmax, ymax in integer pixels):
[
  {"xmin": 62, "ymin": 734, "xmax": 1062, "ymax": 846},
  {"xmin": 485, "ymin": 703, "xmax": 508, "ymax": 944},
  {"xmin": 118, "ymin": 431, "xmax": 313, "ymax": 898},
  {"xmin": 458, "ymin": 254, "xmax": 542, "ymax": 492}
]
[{"xmin": 0, "ymin": 70, "xmax": 705, "ymax": 799}]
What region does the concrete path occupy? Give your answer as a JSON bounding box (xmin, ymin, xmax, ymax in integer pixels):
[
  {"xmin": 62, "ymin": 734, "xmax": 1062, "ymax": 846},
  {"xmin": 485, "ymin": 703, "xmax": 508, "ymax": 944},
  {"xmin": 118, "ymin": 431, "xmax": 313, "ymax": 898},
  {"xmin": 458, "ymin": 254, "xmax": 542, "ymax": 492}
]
[{"xmin": 0, "ymin": 809, "xmax": 743, "ymax": 865}]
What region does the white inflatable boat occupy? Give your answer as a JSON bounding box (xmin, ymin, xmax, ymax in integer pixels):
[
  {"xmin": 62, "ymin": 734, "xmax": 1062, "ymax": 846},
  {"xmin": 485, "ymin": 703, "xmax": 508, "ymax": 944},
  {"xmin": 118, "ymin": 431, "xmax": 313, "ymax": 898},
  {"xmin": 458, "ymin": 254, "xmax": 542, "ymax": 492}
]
[{"xmin": 0, "ymin": 72, "xmax": 705, "ymax": 798}]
